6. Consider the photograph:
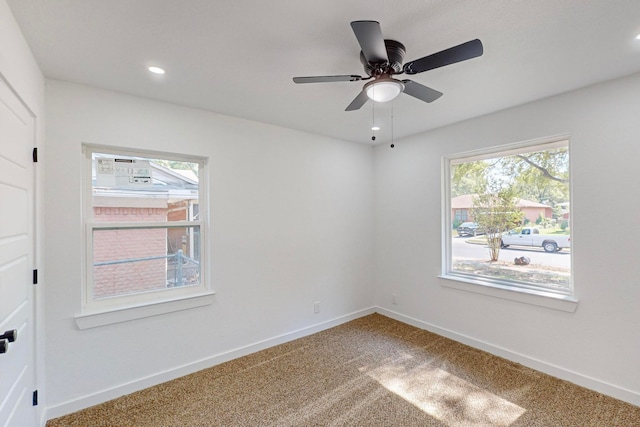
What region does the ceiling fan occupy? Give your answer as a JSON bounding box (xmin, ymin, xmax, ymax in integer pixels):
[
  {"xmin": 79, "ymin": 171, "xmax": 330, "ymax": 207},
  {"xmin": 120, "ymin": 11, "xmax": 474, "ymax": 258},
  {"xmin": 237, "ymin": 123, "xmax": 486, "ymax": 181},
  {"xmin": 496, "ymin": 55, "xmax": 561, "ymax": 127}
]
[{"xmin": 293, "ymin": 20, "xmax": 483, "ymax": 111}]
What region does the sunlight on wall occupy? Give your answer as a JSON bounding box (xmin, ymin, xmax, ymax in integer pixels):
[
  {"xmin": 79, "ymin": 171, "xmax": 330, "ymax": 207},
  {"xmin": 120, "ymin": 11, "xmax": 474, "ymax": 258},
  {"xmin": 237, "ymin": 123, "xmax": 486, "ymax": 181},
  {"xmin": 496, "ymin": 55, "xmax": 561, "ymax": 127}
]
[{"xmin": 364, "ymin": 353, "xmax": 525, "ymax": 426}]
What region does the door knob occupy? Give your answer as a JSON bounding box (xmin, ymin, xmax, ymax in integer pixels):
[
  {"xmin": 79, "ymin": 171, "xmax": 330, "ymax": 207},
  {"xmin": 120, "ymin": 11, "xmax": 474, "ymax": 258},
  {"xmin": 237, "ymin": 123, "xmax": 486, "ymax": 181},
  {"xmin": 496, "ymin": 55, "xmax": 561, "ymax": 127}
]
[
  {"xmin": 0, "ymin": 339, "xmax": 7, "ymax": 354},
  {"xmin": 0, "ymin": 330, "xmax": 17, "ymax": 343}
]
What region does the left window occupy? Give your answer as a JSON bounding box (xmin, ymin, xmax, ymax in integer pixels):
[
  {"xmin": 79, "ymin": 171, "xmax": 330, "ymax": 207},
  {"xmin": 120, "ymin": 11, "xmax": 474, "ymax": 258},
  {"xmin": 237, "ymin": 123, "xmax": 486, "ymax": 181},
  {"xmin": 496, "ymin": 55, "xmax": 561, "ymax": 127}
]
[{"xmin": 82, "ymin": 146, "xmax": 209, "ymax": 317}]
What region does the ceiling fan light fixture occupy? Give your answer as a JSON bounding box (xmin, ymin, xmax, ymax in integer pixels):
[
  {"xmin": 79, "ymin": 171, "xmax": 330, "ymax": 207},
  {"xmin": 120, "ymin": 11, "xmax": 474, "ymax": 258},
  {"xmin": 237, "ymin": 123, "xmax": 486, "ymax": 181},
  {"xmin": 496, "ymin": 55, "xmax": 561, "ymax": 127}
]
[{"xmin": 365, "ymin": 78, "xmax": 404, "ymax": 102}]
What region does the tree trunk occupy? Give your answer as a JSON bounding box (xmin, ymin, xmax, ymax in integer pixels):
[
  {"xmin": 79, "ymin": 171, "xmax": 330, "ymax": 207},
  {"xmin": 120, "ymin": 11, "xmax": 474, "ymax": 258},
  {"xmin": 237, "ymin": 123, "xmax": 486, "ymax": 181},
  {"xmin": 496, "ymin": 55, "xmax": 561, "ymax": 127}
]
[{"xmin": 487, "ymin": 234, "xmax": 501, "ymax": 261}]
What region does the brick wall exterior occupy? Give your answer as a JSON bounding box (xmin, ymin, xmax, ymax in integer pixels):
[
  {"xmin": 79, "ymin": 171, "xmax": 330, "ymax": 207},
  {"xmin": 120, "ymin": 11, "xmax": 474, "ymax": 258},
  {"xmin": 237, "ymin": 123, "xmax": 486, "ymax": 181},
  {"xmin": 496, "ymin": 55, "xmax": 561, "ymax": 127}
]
[{"xmin": 93, "ymin": 207, "xmax": 168, "ymax": 298}]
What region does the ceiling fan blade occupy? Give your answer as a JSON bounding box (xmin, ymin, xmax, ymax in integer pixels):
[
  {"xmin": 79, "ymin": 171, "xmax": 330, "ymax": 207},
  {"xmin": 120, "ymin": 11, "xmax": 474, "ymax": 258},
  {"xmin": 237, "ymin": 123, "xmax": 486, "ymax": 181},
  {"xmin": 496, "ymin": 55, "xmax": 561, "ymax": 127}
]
[
  {"xmin": 293, "ymin": 75, "xmax": 364, "ymax": 84},
  {"xmin": 350, "ymin": 20, "xmax": 389, "ymax": 64},
  {"xmin": 401, "ymin": 80, "xmax": 443, "ymax": 103},
  {"xmin": 403, "ymin": 39, "xmax": 483, "ymax": 75},
  {"xmin": 345, "ymin": 90, "xmax": 369, "ymax": 111}
]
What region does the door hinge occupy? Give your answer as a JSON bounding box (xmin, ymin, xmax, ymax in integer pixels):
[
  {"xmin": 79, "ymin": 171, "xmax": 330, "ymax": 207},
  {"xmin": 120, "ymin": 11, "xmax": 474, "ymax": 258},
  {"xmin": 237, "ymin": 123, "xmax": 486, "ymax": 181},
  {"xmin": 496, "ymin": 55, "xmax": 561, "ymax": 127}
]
[
  {"xmin": 32, "ymin": 147, "xmax": 38, "ymax": 163},
  {"xmin": 33, "ymin": 269, "xmax": 38, "ymax": 285},
  {"xmin": 32, "ymin": 390, "xmax": 38, "ymax": 406}
]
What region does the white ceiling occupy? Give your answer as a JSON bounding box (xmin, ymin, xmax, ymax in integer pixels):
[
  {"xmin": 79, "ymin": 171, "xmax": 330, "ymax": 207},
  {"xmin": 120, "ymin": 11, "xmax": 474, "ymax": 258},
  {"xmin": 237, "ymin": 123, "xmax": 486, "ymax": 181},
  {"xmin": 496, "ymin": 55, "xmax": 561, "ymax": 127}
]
[{"xmin": 7, "ymin": 0, "xmax": 640, "ymax": 144}]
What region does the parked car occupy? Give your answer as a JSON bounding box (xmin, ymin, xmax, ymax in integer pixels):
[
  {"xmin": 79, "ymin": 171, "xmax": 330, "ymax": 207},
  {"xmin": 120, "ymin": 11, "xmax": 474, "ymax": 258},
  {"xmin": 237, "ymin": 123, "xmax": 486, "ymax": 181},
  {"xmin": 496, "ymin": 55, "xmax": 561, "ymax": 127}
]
[
  {"xmin": 500, "ymin": 227, "xmax": 570, "ymax": 252},
  {"xmin": 457, "ymin": 222, "xmax": 484, "ymax": 237}
]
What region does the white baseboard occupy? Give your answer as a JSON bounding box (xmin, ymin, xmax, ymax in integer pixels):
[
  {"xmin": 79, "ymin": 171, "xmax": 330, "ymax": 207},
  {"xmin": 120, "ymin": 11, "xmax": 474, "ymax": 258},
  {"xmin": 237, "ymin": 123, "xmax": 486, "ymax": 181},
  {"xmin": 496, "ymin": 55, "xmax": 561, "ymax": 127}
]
[
  {"xmin": 43, "ymin": 307, "xmax": 376, "ymax": 423},
  {"xmin": 376, "ymin": 307, "xmax": 640, "ymax": 407}
]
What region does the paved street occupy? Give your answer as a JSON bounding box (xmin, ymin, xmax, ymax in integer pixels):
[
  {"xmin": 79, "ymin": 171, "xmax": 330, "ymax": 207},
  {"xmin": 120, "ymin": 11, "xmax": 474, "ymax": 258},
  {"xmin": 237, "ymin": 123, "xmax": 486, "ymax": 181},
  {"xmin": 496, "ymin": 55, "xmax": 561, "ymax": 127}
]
[{"xmin": 452, "ymin": 236, "xmax": 570, "ymax": 270}]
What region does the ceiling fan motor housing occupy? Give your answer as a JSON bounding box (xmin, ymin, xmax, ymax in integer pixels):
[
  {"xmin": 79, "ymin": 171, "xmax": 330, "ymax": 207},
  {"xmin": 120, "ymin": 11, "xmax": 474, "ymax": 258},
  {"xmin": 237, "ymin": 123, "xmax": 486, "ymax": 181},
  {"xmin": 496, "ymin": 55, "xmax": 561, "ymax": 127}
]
[{"xmin": 360, "ymin": 39, "xmax": 406, "ymax": 76}]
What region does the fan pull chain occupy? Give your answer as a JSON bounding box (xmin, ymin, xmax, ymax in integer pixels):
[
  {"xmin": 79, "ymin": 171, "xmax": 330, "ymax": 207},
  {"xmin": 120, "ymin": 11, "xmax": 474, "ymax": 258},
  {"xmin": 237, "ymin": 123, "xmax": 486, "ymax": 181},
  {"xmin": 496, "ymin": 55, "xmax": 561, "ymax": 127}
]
[
  {"xmin": 371, "ymin": 99, "xmax": 376, "ymax": 142},
  {"xmin": 390, "ymin": 101, "xmax": 395, "ymax": 148}
]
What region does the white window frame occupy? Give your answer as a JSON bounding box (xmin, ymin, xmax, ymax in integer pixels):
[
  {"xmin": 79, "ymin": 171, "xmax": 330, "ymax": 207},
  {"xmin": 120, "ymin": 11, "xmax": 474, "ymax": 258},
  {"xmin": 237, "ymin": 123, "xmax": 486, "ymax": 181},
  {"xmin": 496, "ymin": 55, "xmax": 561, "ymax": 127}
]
[
  {"xmin": 441, "ymin": 135, "xmax": 578, "ymax": 312},
  {"xmin": 76, "ymin": 144, "xmax": 214, "ymax": 329}
]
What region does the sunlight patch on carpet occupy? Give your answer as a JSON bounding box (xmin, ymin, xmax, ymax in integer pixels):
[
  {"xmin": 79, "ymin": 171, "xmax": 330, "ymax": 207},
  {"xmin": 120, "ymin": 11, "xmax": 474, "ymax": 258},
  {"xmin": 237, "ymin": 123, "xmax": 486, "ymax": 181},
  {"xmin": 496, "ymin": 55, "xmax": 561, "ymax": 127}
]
[{"xmin": 365, "ymin": 354, "xmax": 526, "ymax": 427}]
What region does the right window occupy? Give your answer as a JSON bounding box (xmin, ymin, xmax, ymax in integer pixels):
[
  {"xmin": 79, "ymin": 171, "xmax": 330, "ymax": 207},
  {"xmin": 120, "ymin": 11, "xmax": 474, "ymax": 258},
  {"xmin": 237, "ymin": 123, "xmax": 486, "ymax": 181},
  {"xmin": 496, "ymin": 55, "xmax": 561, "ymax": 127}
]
[{"xmin": 445, "ymin": 138, "xmax": 572, "ymax": 296}]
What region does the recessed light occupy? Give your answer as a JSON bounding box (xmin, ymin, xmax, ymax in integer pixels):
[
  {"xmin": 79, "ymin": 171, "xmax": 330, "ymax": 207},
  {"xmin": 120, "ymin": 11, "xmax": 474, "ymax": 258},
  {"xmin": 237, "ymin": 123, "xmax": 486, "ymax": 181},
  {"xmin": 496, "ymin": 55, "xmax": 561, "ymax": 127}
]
[
  {"xmin": 636, "ymin": 34, "xmax": 640, "ymax": 40},
  {"xmin": 371, "ymin": 126, "xmax": 380, "ymax": 131},
  {"xmin": 148, "ymin": 66, "xmax": 165, "ymax": 75}
]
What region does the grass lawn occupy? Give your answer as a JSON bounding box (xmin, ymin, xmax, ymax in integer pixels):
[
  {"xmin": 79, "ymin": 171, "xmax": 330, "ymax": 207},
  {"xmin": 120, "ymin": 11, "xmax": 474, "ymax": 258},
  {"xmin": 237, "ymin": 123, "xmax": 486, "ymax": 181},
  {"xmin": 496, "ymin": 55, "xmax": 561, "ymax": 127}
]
[{"xmin": 452, "ymin": 259, "xmax": 570, "ymax": 288}]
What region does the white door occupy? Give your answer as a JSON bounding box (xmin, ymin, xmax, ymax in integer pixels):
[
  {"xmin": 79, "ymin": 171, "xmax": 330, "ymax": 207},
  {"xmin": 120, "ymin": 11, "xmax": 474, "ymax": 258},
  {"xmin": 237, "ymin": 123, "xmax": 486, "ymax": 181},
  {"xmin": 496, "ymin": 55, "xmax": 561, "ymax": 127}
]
[{"xmin": 0, "ymin": 77, "xmax": 36, "ymax": 426}]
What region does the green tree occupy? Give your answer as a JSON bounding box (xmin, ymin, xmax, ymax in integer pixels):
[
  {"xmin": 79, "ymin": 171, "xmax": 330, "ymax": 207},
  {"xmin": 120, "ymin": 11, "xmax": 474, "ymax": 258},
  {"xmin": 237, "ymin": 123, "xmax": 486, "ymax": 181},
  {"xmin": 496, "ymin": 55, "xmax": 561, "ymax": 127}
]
[
  {"xmin": 451, "ymin": 146, "xmax": 569, "ymax": 216},
  {"xmin": 451, "ymin": 161, "xmax": 489, "ymax": 197},
  {"xmin": 472, "ymin": 186, "xmax": 523, "ymax": 261},
  {"xmin": 153, "ymin": 159, "xmax": 199, "ymax": 177},
  {"xmin": 497, "ymin": 148, "xmax": 569, "ymax": 209}
]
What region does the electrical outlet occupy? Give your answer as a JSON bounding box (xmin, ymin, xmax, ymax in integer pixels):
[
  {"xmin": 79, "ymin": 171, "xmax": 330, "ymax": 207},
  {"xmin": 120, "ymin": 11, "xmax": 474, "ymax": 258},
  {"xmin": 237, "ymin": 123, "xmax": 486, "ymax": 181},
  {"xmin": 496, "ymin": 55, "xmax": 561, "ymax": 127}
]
[
  {"xmin": 314, "ymin": 301, "xmax": 320, "ymax": 313},
  {"xmin": 392, "ymin": 294, "xmax": 397, "ymax": 305}
]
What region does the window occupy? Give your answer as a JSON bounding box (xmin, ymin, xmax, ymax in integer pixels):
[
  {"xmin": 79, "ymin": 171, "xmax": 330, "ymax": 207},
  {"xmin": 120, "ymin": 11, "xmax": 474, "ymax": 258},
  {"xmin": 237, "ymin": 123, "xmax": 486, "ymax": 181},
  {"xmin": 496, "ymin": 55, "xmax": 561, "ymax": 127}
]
[
  {"xmin": 79, "ymin": 146, "xmax": 212, "ymax": 325},
  {"xmin": 453, "ymin": 209, "xmax": 468, "ymax": 224},
  {"xmin": 443, "ymin": 138, "xmax": 575, "ymax": 307}
]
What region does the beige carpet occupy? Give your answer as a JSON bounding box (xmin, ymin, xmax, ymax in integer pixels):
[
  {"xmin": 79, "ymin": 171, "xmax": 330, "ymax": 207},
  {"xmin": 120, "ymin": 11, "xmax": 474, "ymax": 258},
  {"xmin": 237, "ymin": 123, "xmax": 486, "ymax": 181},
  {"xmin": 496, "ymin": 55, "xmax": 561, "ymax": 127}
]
[{"xmin": 47, "ymin": 314, "xmax": 640, "ymax": 426}]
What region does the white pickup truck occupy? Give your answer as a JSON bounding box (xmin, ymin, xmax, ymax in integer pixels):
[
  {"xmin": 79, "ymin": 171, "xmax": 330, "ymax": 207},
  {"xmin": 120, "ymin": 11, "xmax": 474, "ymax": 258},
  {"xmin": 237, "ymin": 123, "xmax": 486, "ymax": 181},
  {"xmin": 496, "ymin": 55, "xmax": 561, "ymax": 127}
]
[{"xmin": 500, "ymin": 227, "xmax": 570, "ymax": 252}]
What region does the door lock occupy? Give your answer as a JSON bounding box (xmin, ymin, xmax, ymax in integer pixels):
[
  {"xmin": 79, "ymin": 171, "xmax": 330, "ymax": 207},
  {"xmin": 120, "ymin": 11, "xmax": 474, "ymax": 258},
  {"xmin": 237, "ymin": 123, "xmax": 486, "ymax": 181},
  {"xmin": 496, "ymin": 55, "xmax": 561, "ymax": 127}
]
[
  {"xmin": 0, "ymin": 330, "xmax": 17, "ymax": 354},
  {"xmin": 0, "ymin": 330, "xmax": 17, "ymax": 342}
]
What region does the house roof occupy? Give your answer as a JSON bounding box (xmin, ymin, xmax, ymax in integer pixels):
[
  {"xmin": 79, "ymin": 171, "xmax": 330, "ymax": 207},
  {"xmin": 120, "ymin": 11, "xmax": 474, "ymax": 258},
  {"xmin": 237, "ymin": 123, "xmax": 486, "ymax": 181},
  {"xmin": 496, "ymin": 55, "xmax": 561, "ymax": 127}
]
[
  {"xmin": 451, "ymin": 194, "xmax": 551, "ymax": 209},
  {"xmin": 7, "ymin": 1, "xmax": 640, "ymax": 145},
  {"xmin": 515, "ymin": 199, "xmax": 551, "ymax": 209}
]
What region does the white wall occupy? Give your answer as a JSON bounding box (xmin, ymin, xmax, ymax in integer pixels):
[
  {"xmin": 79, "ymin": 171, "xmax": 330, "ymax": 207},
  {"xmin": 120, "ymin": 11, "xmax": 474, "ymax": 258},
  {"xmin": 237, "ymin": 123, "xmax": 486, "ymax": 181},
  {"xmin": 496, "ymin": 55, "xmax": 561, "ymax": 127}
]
[
  {"xmin": 0, "ymin": 0, "xmax": 43, "ymax": 110},
  {"xmin": 44, "ymin": 80, "xmax": 375, "ymax": 416},
  {"xmin": 0, "ymin": 1, "xmax": 46, "ymax": 425},
  {"xmin": 374, "ymin": 72, "xmax": 640, "ymax": 405}
]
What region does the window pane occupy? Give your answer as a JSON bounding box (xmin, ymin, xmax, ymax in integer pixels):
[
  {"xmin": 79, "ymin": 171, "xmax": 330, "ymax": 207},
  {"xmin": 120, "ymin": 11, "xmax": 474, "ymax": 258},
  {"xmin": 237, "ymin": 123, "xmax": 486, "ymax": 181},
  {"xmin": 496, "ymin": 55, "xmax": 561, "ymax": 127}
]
[
  {"xmin": 92, "ymin": 154, "xmax": 199, "ymax": 223},
  {"xmin": 92, "ymin": 226, "xmax": 201, "ymax": 299},
  {"xmin": 449, "ymin": 142, "xmax": 570, "ymax": 291}
]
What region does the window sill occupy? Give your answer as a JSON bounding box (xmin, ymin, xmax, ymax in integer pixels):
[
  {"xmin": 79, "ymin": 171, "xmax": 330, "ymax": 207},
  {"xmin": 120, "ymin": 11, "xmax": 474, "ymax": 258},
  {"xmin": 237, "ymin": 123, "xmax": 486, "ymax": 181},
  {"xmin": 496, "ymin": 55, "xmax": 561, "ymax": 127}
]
[
  {"xmin": 439, "ymin": 274, "xmax": 578, "ymax": 313},
  {"xmin": 75, "ymin": 291, "xmax": 216, "ymax": 330}
]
